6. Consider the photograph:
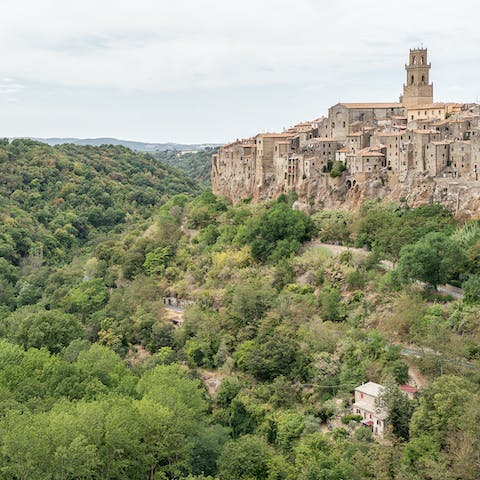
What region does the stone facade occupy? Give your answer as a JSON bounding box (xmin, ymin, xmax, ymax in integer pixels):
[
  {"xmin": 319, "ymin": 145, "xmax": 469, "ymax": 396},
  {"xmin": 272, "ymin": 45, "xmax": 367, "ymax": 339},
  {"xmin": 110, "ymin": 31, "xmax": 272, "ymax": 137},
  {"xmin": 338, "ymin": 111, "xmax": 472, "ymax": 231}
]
[
  {"xmin": 212, "ymin": 48, "xmax": 480, "ymax": 218},
  {"xmin": 400, "ymin": 48, "xmax": 434, "ymax": 107}
]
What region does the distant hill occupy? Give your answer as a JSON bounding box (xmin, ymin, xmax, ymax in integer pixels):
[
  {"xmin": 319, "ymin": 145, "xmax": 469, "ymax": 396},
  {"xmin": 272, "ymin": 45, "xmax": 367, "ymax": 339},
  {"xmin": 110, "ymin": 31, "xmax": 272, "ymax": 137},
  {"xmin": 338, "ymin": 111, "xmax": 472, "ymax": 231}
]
[
  {"xmin": 154, "ymin": 147, "xmax": 217, "ymax": 186},
  {"xmin": 17, "ymin": 137, "xmax": 220, "ymax": 153}
]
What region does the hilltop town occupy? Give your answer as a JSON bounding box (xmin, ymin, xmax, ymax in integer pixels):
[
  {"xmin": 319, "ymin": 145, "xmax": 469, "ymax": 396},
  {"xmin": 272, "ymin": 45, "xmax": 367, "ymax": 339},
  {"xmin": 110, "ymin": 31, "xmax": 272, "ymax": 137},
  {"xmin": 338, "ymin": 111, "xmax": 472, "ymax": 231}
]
[{"xmin": 212, "ymin": 49, "xmax": 480, "ymax": 217}]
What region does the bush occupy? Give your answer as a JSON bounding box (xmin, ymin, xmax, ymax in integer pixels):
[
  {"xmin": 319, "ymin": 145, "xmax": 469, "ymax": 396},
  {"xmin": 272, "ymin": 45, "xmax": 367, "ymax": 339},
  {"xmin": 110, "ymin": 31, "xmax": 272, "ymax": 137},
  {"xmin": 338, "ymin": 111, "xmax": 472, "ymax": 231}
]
[
  {"xmin": 319, "ymin": 285, "xmax": 345, "ymax": 321},
  {"xmin": 341, "ymin": 414, "xmax": 362, "ymax": 424},
  {"xmin": 462, "ymin": 274, "xmax": 480, "ymax": 304}
]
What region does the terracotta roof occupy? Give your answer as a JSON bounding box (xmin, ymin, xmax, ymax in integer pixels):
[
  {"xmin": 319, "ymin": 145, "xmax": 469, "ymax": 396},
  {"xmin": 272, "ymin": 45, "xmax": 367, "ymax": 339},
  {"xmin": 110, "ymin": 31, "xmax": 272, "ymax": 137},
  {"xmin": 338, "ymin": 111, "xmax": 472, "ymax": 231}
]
[
  {"xmin": 400, "ymin": 385, "xmax": 418, "ymax": 394},
  {"xmin": 358, "ymin": 149, "xmax": 385, "ymax": 157},
  {"xmin": 408, "ymin": 103, "xmax": 447, "ymax": 110},
  {"xmin": 256, "ymin": 132, "xmax": 295, "ymax": 138},
  {"xmin": 376, "ymin": 132, "xmax": 401, "ymax": 137},
  {"xmin": 339, "ymin": 102, "xmax": 404, "ymax": 109}
]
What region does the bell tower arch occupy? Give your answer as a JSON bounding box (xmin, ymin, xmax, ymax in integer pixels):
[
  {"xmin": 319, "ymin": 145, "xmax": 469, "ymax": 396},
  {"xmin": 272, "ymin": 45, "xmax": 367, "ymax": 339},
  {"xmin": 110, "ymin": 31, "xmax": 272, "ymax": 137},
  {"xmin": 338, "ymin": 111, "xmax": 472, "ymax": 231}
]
[{"xmin": 400, "ymin": 48, "xmax": 434, "ymax": 107}]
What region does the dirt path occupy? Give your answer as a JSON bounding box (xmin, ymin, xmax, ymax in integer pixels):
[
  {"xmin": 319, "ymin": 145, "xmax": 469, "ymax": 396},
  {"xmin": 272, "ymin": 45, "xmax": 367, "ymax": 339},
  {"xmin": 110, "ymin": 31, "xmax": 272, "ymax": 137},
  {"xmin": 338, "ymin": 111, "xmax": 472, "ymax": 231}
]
[
  {"xmin": 303, "ymin": 240, "xmax": 394, "ymax": 269},
  {"xmin": 407, "ymin": 364, "xmax": 429, "ymax": 388},
  {"xmin": 305, "ymin": 240, "xmax": 462, "ymax": 296},
  {"xmin": 164, "ymin": 306, "xmax": 184, "ymax": 326}
]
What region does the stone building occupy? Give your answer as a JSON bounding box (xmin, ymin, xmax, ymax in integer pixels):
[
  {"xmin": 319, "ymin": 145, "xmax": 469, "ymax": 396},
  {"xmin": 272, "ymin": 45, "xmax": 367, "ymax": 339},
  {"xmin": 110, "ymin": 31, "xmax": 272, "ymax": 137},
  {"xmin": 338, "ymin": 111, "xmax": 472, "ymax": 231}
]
[{"xmin": 211, "ymin": 48, "xmax": 480, "ymax": 217}]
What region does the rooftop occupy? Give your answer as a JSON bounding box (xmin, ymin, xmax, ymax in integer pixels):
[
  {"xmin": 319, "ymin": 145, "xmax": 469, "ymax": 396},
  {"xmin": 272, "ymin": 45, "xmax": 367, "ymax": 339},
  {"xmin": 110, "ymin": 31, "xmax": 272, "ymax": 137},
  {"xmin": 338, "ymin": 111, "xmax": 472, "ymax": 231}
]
[
  {"xmin": 256, "ymin": 132, "xmax": 295, "ymax": 138},
  {"xmin": 355, "ymin": 381, "xmax": 384, "ymax": 397},
  {"xmin": 338, "ymin": 102, "xmax": 404, "ymax": 109},
  {"xmin": 400, "ymin": 385, "xmax": 418, "ymax": 394},
  {"xmin": 376, "ymin": 131, "xmax": 402, "ymax": 137}
]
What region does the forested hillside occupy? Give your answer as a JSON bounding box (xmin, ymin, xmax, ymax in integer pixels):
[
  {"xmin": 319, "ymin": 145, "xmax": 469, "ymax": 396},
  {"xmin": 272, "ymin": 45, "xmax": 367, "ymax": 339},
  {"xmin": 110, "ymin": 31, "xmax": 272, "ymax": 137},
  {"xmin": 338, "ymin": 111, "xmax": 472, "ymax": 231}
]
[
  {"xmin": 154, "ymin": 147, "xmax": 216, "ymax": 186},
  {"xmin": 0, "ymin": 139, "xmax": 198, "ymax": 267},
  {"xmin": 0, "ymin": 142, "xmax": 479, "ymax": 479}
]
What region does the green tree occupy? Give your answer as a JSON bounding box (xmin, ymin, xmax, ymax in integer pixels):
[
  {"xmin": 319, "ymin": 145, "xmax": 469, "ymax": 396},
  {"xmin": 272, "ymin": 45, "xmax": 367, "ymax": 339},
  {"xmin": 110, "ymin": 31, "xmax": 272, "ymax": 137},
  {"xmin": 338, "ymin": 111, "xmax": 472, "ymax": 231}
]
[
  {"xmin": 218, "ymin": 435, "xmax": 278, "ymax": 480},
  {"xmin": 62, "ymin": 279, "xmax": 109, "ymax": 318},
  {"xmin": 239, "ymin": 200, "xmax": 313, "ymax": 262},
  {"xmin": 462, "ymin": 274, "xmax": 480, "ymax": 304},
  {"xmin": 397, "ymin": 232, "xmax": 465, "ymax": 288},
  {"xmin": 319, "ymin": 285, "xmax": 345, "ymax": 321},
  {"xmin": 409, "ymin": 375, "xmax": 475, "ymax": 447},
  {"xmin": 2, "ymin": 306, "xmax": 85, "ymax": 354},
  {"xmin": 376, "ymin": 379, "xmax": 414, "ymax": 440}
]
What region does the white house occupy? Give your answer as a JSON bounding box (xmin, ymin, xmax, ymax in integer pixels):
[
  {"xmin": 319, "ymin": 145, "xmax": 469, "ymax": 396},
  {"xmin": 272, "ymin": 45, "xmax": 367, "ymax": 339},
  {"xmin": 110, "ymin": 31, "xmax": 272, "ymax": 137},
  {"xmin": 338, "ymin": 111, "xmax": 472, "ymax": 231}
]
[{"xmin": 353, "ymin": 382, "xmax": 387, "ymax": 435}]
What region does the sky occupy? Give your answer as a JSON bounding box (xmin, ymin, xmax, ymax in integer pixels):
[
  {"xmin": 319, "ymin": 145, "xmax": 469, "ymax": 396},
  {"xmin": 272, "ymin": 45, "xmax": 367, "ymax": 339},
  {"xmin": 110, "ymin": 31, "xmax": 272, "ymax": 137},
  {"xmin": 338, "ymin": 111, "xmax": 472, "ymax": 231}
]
[{"xmin": 0, "ymin": 0, "xmax": 479, "ymax": 144}]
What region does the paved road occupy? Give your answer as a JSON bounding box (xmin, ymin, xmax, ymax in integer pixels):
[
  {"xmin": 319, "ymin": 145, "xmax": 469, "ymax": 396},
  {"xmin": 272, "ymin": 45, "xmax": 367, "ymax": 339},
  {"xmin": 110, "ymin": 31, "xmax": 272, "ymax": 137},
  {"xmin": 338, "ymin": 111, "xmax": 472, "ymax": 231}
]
[{"xmin": 389, "ymin": 344, "xmax": 475, "ymax": 369}]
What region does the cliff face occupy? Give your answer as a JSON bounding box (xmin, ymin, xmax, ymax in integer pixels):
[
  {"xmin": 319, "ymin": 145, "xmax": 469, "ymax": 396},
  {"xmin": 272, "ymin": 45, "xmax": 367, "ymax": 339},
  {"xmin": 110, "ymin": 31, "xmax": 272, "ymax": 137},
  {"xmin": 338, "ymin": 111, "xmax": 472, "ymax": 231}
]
[
  {"xmin": 214, "ymin": 170, "xmax": 480, "ymax": 219},
  {"xmin": 291, "ymin": 172, "xmax": 480, "ymax": 219}
]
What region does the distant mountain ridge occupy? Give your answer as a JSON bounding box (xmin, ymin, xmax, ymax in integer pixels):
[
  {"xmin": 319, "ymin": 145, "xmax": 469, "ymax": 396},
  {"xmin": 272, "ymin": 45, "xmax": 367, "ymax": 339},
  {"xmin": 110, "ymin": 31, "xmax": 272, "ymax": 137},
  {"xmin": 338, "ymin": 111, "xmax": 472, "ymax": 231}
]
[{"xmin": 14, "ymin": 137, "xmax": 220, "ymax": 152}]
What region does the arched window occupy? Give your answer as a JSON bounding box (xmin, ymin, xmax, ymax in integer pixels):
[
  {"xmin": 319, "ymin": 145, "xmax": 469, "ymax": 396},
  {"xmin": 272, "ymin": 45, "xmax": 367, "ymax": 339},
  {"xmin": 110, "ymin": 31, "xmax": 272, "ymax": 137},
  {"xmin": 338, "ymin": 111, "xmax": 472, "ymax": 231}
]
[
  {"xmin": 411, "ymin": 75, "xmax": 414, "ymax": 85},
  {"xmin": 421, "ymin": 75, "xmax": 425, "ymax": 83},
  {"xmin": 421, "ymin": 56, "xmax": 425, "ymax": 65}
]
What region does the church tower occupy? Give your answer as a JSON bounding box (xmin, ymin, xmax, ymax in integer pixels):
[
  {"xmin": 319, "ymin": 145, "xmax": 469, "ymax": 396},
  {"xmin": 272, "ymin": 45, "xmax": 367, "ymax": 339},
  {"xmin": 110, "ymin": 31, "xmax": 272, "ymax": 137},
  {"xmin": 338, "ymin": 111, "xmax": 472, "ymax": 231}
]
[{"xmin": 400, "ymin": 48, "xmax": 434, "ymax": 107}]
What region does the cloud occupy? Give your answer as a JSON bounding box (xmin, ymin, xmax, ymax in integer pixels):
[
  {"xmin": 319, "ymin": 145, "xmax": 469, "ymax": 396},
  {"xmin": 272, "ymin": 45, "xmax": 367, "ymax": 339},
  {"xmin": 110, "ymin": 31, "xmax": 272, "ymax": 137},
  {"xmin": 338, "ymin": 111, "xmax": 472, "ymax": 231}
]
[
  {"xmin": 0, "ymin": 0, "xmax": 478, "ymax": 141},
  {"xmin": 0, "ymin": 80, "xmax": 24, "ymax": 95},
  {"xmin": 0, "ymin": 0, "xmax": 477, "ymax": 94}
]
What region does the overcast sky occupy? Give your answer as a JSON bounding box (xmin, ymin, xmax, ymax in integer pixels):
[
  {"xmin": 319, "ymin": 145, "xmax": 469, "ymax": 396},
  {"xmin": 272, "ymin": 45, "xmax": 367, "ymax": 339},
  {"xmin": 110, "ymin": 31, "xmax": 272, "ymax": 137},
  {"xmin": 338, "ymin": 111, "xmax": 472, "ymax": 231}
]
[{"xmin": 0, "ymin": 0, "xmax": 479, "ymax": 144}]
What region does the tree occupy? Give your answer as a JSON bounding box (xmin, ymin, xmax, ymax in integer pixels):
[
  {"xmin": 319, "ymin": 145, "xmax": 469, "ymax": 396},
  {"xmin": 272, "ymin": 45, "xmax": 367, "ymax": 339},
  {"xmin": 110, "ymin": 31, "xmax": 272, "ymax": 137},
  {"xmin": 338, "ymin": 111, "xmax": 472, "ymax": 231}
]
[
  {"xmin": 218, "ymin": 435, "xmax": 276, "ymax": 480},
  {"xmin": 239, "ymin": 200, "xmax": 313, "ymax": 262},
  {"xmin": 376, "ymin": 379, "xmax": 414, "ymax": 440},
  {"xmin": 319, "ymin": 285, "xmax": 345, "ymax": 321},
  {"xmin": 397, "ymin": 232, "xmax": 465, "ymax": 288},
  {"xmin": 62, "ymin": 279, "xmax": 109, "ymax": 318},
  {"xmin": 2, "ymin": 306, "xmax": 85, "ymax": 354},
  {"xmin": 462, "ymin": 274, "xmax": 480, "ymax": 304},
  {"xmin": 234, "ymin": 326, "xmax": 300, "ymax": 381},
  {"xmin": 144, "ymin": 246, "xmax": 173, "ymax": 276},
  {"xmin": 294, "ymin": 432, "xmax": 360, "ymax": 480},
  {"xmin": 409, "ymin": 375, "xmax": 475, "ymax": 447}
]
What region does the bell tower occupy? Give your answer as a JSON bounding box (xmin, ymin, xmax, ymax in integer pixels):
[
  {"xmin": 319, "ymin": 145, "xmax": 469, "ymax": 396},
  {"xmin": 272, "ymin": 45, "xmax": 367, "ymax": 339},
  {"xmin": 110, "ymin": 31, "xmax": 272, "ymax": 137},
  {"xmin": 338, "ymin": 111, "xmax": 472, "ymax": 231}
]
[{"xmin": 400, "ymin": 48, "xmax": 434, "ymax": 107}]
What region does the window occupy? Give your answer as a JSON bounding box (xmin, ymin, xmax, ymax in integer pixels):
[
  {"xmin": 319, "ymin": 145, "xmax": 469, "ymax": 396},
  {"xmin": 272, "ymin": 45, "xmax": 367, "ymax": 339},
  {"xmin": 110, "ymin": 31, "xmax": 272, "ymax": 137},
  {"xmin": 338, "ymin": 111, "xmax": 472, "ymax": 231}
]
[
  {"xmin": 422, "ymin": 75, "xmax": 425, "ymax": 83},
  {"xmin": 411, "ymin": 75, "xmax": 414, "ymax": 85}
]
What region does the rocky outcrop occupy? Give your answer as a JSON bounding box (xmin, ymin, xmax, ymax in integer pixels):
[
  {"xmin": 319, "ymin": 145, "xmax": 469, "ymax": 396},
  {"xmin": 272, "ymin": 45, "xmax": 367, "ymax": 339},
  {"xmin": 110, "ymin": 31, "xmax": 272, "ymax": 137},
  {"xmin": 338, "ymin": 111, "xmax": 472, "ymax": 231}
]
[{"xmin": 282, "ymin": 172, "xmax": 480, "ymax": 218}]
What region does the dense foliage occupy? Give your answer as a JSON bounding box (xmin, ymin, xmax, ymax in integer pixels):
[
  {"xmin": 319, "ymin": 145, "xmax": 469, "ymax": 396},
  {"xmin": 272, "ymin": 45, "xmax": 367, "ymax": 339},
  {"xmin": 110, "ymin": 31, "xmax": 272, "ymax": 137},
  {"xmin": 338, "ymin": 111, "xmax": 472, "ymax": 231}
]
[
  {"xmin": 154, "ymin": 147, "xmax": 217, "ymax": 187},
  {"xmin": 0, "ymin": 143, "xmax": 479, "ymax": 478}
]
